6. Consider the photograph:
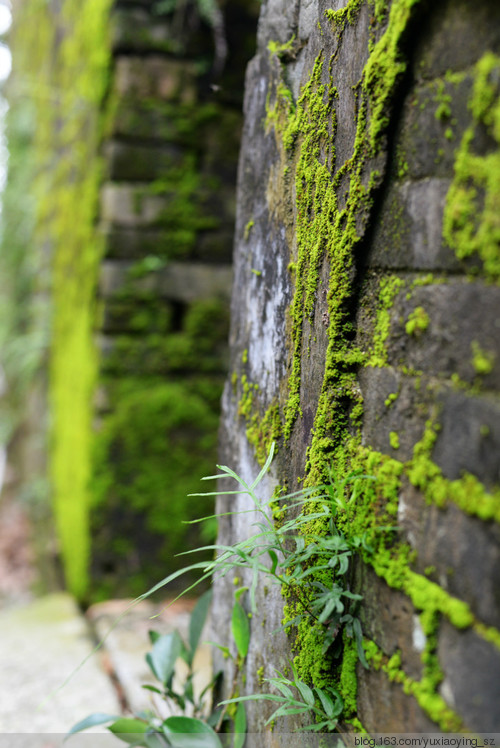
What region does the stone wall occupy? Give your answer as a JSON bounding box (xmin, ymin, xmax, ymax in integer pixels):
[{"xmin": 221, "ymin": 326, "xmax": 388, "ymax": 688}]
[
  {"xmin": 89, "ymin": 0, "xmax": 259, "ymax": 597},
  {"xmin": 214, "ymin": 0, "xmax": 500, "ymax": 734},
  {"xmin": 4, "ymin": 0, "xmax": 259, "ymax": 599}
]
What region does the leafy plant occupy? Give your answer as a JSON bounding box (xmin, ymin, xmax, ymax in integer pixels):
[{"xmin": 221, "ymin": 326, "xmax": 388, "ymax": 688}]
[
  {"xmin": 67, "ymin": 586, "xmax": 251, "ymax": 746},
  {"xmin": 221, "ymin": 662, "xmax": 343, "ymax": 733},
  {"xmin": 68, "ymin": 443, "xmax": 378, "ymax": 738}
]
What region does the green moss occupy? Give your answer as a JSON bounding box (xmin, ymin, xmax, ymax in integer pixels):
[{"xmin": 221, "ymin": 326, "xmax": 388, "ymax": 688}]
[
  {"xmin": 11, "ymin": 0, "xmax": 114, "ymax": 598},
  {"xmin": 443, "ymin": 52, "xmax": 500, "ymax": 282},
  {"xmin": 267, "ymin": 35, "xmax": 297, "ymax": 59},
  {"xmin": 384, "ymin": 392, "xmax": 399, "ymax": 407},
  {"xmin": 407, "ymin": 421, "xmax": 500, "ymax": 522},
  {"xmin": 244, "ymin": 220, "xmax": 255, "ymax": 240},
  {"xmin": 471, "ymin": 340, "xmax": 495, "ymax": 375},
  {"xmin": 91, "ymin": 377, "xmax": 220, "ymax": 596},
  {"xmin": 389, "ymin": 431, "xmax": 400, "ymax": 449},
  {"xmin": 367, "ymin": 277, "xmax": 405, "ymax": 366},
  {"xmin": 339, "ymin": 635, "xmax": 358, "ymax": 717},
  {"xmin": 364, "ymin": 637, "xmax": 462, "ymax": 731},
  {"xmin": 405, "ymin": 306, "xmax": 430, "ymax": 336},
  {"xmin": 325, "ymin": 0, "xmax": 364, "ymax": 32}
]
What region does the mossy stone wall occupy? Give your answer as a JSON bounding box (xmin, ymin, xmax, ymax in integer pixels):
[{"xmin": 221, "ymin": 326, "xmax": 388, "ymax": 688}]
[
  {"xmin": 214, "ymin": 0, "xmax": 500, "ymax": 733},
  {"xmin": 6, "ymin": 0, "xmax": 259, "ymax": 600},
  {"xmin": 90, "ymin": 0, "xmax": 259, "ymax": 599}
]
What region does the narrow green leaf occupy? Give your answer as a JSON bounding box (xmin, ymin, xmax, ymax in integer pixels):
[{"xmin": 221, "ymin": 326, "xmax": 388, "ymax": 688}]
[
  {"xmin": 268, "ymin": 549, "xmax": 278, "ymax": 575},
  {"xmin": 295, "ymin": 680, "xmax": 315, "ymax": 707},
  {"xmin": 353, "ymin": 618, "xmax": 369, "ymax": 669},
  {"xmin": 316, "ymin": 688, "xmax": 335, "ymax": 718},
  {"xmin": 188, "ymin": 589, "xmax": 212, "ymax": 665},
  {"xmin": 65, "ymin": 713, "xmax": 116, "ymax": 738},
  {"xmin": 233, "ymin": 702, "xmax": 246, "ymax": 748},
  {"xmin": 250, "ymin": 441, "xmax": 275, "ymax": 489},
  {"xmin": 231, "ymin": 601, "xmax": 250, "ymax": 658}
]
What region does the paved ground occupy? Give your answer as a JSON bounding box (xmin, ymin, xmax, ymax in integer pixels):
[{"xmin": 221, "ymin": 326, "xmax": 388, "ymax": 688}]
[
  {"xmin": 0, "ymin": 593, "xmax": 122, "ymax": 745},
  {"xmin": 0, "ymin": 592, "xmax": 213, "ymax": 748}
]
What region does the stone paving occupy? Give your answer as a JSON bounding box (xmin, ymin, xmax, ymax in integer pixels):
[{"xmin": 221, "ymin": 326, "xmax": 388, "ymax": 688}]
[{"xmin": 0, "ymin": 592, "xmax": 213, "ymax": 748}]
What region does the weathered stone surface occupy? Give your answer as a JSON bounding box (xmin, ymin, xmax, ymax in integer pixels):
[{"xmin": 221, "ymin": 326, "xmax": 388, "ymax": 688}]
[
  {"xmin": 114, "ymin": 57, "xmax": 197, "ymax": 102},
  {"xmin": 256, "ymin": 0, "xmax": 300, "ymax": 50},
  {"xmin": 369, "ymin": 178, "xmax": 461, "ymax": 271},
  {"xmin": 414, "ymin": 0, "xmax": 500, "ymax": 81},
  {"xmin": 356, "ymin": 563, "xmax": 423, "ymax": 680},
  {"xmin": 356, "ymin": 666, "xmax": 441, "ymax": 733},
  {"xmin": 111, "ymin": 7, "xmax": 173, "ymax": 53},
  {"xmin": 103, "ymin": 141, "xmax": 183, "ymax": 182},
  {"xmin": 212, "ymin": 0, "xmax": 500, "ymax": 736},
  {"xmin": 99, "ymin": 260, "xmax": 233, "ymax": 303},
  {"xmin": 100, "ymin": 183, "xmax": 168, "ymax": 227},
  {"xmin": 397, "ymin": 76, "xmax": 473, "ymax": 181},
  {"xmin": 438, "ymin": 622, "xmax": 500, "ymax": 732},
  {"xmin": 398, "ymin": 482, "xmax": 500, "ymax": 629},
  {"xmin": 386, "ymin": 282, "xmax": 500, "ymax": 388},
  {"xmin": 433, "ymin": 389, "xmax": 500, "ymax": 488},
  {"xmin": 359, "ymin": 366, "xmax": 429, "ymax": 461}
]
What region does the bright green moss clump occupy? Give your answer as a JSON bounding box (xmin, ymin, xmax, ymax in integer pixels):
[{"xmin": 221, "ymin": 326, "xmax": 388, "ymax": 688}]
[
  {"xmin": 405, "ymin": 306, "xmax": 430, "ymax": 336},
  {"xmin": 443, "ymin": 52, "xmax": 500, "ymax": 282},
  {"xmin": 11, "ymin": 0, "xmax": 113, "ymax": 598}
]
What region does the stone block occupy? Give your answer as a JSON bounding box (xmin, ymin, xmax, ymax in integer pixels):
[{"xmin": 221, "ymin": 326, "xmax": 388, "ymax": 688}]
[
  {"xmin": 355, "ymin": 563, "xmax": 423, "ymax": 680},
  {"xmin": 100, "ymin": 183, "xmax": 167, "ymax": 227},
  {"xmin": 103, "ymin": 141, "xmax": 183, "ymax": 182},
  {"xmin": 359, "ymin": 366, "xmax": 429, "ymax": 461},
  {"xmin": 414, "ymin": 0, "xmax": 500, "ymax": 81},
  {"xmin": 386, "ymin": 281, "xmax": 500, "ymax": 389},
  {"xmin": 396, "ymin": 75, "xmax": 472, "ymax": 181},
  {"xmin": 398, "ymin": 482, "xmax": 500, "ymax": 629},
  {"xmin": 298, "ymin": 0, "xmax": 319, "ymax": 42},
  {"xmin": 111, "ymin": 98, "xmax": 185, "ymax": 142},
  {"xmin": 356, "ymin": 664, "xmax": 441, "ymax": 733},
  {"xmin": 114, "ymin": 56, "xmax": 197, "ymax": 102},
  {"xmin": 99, "ymin": 224, "xmax": 177, "ymax": 260},
  {"xmin": 111, "ymin": 7, "xmax": 174, "ymax": 54},
  {"xmin": 256, "ymin": 0, "xmax": 300, "ymax": 51},
  {"xmin": 369, "ymin": 178, "xmax": 461, "ymax": 271},
  {"xmin": 193, "ymin": 229, "xmax": 235, "ymax": 264},
  {"xmin": 433, "ymin": 389, "xmax": 500, "ymax": 488},
  {"xmin": 438, "ymin": 622, "xmax": 500, "ymax": 731},
  {"xmin": 99, "ymin": 260, "xmax": 233, "ymax": 304}
]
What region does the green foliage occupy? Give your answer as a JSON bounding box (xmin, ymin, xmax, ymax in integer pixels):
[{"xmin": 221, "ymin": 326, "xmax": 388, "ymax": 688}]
[
  {"xmin": 91, "ymin": 378, "xmax": 221, "ymax": 596},
  {"xmin": 221, "ymin": 662, "xmax": 343, "ymax": 732},
  {"xmin": 68, "ymin": 589, "xmax": 244, "ymax": 746},
  {"xmin": 70, "ymin": 445, "xmax": 369, "ymax": 736}
]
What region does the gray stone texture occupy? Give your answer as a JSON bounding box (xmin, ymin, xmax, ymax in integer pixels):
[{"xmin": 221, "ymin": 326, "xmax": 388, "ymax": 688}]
[
  {"xmin": 215, "ymin": 0, "xmax": 500, "ymax": 736},
  {"xmin": 99, "ymin": 260, "xmax": 232, "ymax": 303}
]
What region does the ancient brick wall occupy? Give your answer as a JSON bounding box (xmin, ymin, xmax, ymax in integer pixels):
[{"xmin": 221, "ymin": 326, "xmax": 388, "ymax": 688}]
[
  {"xmin": 214, "ymin": 0, "xmax": 500, "ymax": 734},
  {"xmin": 90, "ymin": 0, "xmax": 259, "ymax": 596}
]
